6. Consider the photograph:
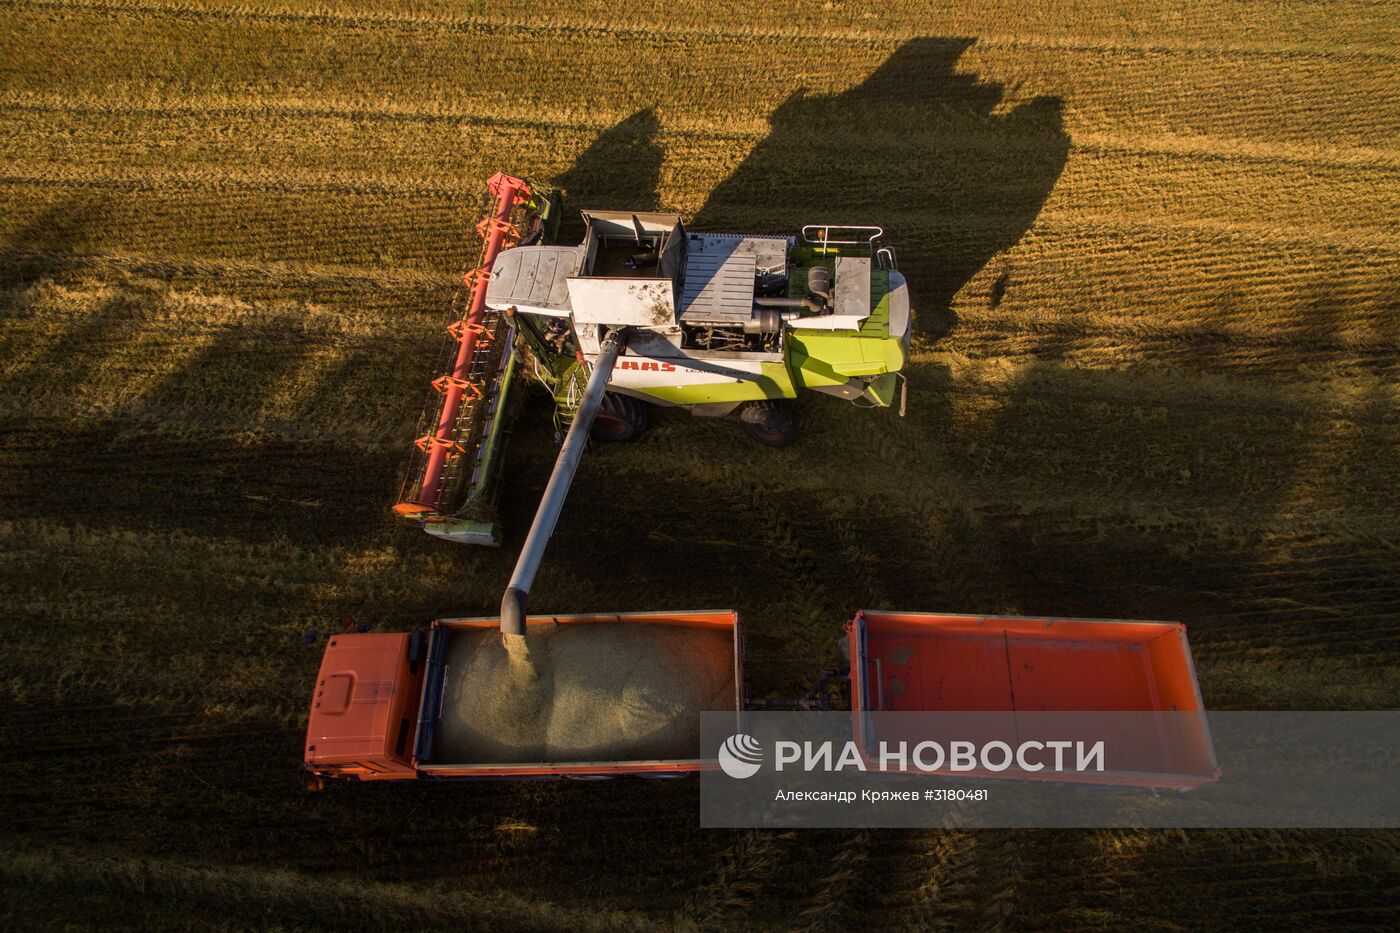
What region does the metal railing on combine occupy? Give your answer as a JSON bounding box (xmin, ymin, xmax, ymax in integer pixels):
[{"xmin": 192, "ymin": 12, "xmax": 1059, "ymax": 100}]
[
  {"xmin": 801, "ymin": 224, "xmax": 898, "ymax": 269},
  {"xmin": 802, "ymin": 224, "xmax": 884, "ymax": 248},
  {"xmin": 394, "ymin": 173, "xmax": 533, "ymax": 521}
]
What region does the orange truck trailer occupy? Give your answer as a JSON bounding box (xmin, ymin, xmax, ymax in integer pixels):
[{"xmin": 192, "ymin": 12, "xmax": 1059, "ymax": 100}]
[
  {"xmin": 849, "ymin": 611, "xmax": 1220, "ymax": 788},
  {"xmin": 304, "ymin": 611, "xmax": 744, "ymax": 783},
  {"xmin": 304, "ymin": 609, "xmax": 1216, "ymax": 788}
]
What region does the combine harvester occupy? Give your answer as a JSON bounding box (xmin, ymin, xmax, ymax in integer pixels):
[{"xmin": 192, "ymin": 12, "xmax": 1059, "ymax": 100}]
[
  {"xmin": 390, "ymin": 173, "xmax": 911, "ymax": 546},
  {"xmin": 303, "ymin": 174, "xmax": 1216, "ymax": 788}
]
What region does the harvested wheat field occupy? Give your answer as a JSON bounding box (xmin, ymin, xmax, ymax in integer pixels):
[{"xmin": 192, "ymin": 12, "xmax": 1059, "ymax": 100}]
[{"xmin": 2, "ymin": 0, "xmax": 1398, "ymax": 928}]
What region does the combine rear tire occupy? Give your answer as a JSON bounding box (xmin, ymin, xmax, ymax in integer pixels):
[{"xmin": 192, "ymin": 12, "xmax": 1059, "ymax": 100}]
[
  {"xmin": 591, "ymin": 393, "xmax": 648, "ymax": 442},
  {"xmin": 739, "ymin": 400, "xmax": 798, "ymax": 448}
]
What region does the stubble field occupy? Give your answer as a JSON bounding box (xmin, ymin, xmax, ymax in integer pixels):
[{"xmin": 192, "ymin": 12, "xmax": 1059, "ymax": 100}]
[{"xmin": 2, "ymin": 0, "xmax": 1398, "ymax": 928}]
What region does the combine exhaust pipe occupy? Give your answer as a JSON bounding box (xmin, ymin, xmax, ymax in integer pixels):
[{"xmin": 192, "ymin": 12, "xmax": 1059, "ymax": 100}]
[{"xmin": 501, "ymin": 328, "xmax": 629, "ymax": 636}]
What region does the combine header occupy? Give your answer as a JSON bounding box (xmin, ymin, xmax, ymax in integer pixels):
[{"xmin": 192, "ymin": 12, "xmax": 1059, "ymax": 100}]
[
  {"xmin": 392, "ymin": 173, "xmax": 557, "ymax": 545},
  {"xmin": 303, "ymin": 171, "xmax": 1216, "ymax": 788}
]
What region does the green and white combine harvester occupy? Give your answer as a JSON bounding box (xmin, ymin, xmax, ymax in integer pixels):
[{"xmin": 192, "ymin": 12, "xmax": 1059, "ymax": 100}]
[{"xmin": 395, "ymin": 172, "xmax": 910, "ymax": 605}]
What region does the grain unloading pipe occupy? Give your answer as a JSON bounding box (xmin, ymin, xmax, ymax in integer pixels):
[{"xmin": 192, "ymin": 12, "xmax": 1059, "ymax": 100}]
[{"xmin": 500, "ymin": 328, "xmax": 629, "ymax": 636}]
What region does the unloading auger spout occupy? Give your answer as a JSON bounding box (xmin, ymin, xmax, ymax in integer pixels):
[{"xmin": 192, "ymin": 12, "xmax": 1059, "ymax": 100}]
[{"xmin": 500, "ymin": 328, "xmax": 629, "ymax": 637}]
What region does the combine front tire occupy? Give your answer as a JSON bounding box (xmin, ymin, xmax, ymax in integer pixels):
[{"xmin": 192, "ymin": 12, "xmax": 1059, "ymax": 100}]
[
  {"xmin": 591, "ymin": 393, "xmax": 648, "ymax": 442},
  {"xmin": 739, "ymin": 400, "xmax": 798, "ymax": 448}
]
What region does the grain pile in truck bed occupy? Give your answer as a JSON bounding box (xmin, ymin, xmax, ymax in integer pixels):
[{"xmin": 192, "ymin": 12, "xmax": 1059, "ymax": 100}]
[{"xmin": 435, "ymin": 623, "xmax": 736, "ymax": 764}]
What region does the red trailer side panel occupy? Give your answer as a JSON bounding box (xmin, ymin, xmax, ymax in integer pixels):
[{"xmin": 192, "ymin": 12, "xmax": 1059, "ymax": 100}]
[{"xmin": 849, "ymin": 611, "xmax": 1218, "ymax": 787}]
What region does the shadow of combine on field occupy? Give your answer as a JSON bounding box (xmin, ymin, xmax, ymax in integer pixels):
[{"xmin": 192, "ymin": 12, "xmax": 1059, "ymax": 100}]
[
  {"xmin": 549, "ymin": 38, "xmax": 1068, "ymax": 343},
  {"xmin": 552, "ymin": 107, "xmax": 663, "ymax": 242},
  {"xmin": 538, "ymin": 40, "xmax": 1400, "ymax": 713},
  {"xmin": 693, "ymin": 36, "xmax": 1069, "ymax": 342}
]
